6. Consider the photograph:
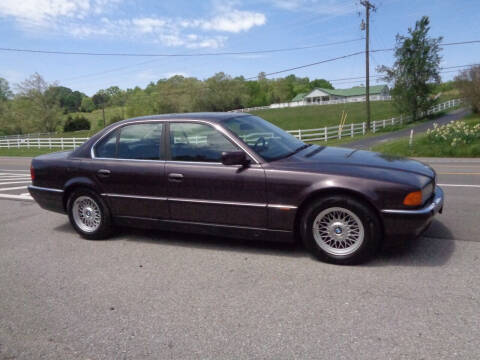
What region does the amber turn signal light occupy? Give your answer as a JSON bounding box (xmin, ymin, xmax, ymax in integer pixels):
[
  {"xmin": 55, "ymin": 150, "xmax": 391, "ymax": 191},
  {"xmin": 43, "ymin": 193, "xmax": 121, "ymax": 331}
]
[{"xmin": 403, "ymin": 191, "xmax": 422, "ymax": 206}]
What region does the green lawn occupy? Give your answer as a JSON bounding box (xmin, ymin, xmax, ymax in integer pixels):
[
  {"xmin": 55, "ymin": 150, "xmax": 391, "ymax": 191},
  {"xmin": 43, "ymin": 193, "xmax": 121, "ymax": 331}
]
[
  {"xmin": 372, "ymin": 113, "xmax": 480, "ymax": 157},
  {"xmin": 64, "ymin": 106, "xmax": 126, "ymax": 132},
  {"xmin": 0, "ymin": 147, "xmax": 68, "ymax": 157},
  {"xmin": 250, "ymin": 101, "xmax": 400, "ymax": 130}
]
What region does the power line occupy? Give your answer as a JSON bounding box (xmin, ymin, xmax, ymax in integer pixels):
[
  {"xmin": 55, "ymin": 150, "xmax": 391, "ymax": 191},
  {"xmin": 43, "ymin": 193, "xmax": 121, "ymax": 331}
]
[
  {"xmin": 247, "ymin": 40, "xmax": 480, "ymax": 82},
  {"xmin": 0, "ymin": 38, "xmax": 364, "ymax": 58},
  {"xmin": 245, "ymin": 51, "xmax": 365, "ymax": 80},
  {"xmin": 327, "ymin": 63, "xmax": 480, "ymax": 82}
]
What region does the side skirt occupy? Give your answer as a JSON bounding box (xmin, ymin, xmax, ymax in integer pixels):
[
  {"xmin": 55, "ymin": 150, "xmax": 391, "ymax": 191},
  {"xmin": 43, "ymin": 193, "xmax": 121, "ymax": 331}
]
[{"xmin": 112, "ymin": 216, "xmax": 294, "ymax": 243}]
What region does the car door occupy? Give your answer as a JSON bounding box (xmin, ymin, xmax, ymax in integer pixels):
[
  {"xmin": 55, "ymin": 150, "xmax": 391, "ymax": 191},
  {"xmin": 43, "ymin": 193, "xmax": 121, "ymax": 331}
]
[
  {"xmin": 89, "ymin": 121, "xmax": 169, "ymax": 220},
  {"xmin": 166, "ymin": 121, "xmax": 267, "ymax": 228}
]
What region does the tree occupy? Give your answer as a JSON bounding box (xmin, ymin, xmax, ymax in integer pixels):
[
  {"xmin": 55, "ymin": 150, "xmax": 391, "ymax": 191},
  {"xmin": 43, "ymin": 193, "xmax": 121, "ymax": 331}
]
[
  {"xmin": 0, "ymin": 78, "xmax": 13, "ymax": 101},
  {"xmin": 80, "ymin": 96, "xmax": 96, "ymax": 112},
  {"xmin": 455, "ymin": 65, "xmax": 480, "ymax": 113},
  {"xmin": 92, "ymin": 90, "xmax": 109, "ymax": 127},
  {"xmin": 15, "ymin": 73, "xmax": 62, "ymax": 132},
  {"xmin": 378, "ymin": 16, "xmax": 442, "ymax": 121},
  {"xmin": 309, "ymin": 79, "xmax": 334, "ymax": 90}
]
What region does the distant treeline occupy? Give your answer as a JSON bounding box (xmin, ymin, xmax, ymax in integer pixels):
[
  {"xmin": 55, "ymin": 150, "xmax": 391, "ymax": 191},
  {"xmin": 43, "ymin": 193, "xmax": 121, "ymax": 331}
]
[
  {"xmin": 0, "ymin": 72, "xmax": 335, "ymax": 135},
  {"xmin": 0, "ymin": 71, "xmax": 457, "ymax": 135}
]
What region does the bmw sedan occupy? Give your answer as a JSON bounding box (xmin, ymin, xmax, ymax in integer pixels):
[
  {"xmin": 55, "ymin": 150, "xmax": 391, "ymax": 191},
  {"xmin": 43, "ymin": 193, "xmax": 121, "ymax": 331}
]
[{"xmin": 28, "ymin": 112, "xmax": 444, "ymax": 264}]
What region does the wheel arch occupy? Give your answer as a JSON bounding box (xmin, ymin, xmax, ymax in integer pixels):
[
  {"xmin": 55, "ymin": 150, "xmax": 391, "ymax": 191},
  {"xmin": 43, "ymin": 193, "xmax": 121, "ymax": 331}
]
[
  {"xmin": 62, "ymin": 177, "xmax": 102, "ymax": 211},
  {"xmin": 293, "ymin": 187, "xmax": 384, "ymax": 242}
]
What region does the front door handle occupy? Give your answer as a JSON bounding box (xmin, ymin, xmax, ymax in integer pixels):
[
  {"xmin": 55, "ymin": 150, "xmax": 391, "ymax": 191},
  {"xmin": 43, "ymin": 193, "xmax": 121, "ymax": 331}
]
[
  {"xmin": 97, "ymin": 169, "xmax": 111, "ymax": 178},
  {"xmin": 168, "ymin": 173, "xmax": 184, "ymax": 182}
]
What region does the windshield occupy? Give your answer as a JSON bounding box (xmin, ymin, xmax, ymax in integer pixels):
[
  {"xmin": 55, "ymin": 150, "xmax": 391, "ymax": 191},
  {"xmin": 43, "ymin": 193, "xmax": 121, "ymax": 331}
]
[{"xmin": 221, "ymin": 115, "xmax": 305, "ymax": 162}]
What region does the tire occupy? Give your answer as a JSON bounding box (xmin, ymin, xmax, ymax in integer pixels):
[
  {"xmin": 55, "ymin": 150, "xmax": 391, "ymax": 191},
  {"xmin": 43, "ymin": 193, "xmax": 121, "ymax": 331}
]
[
  {"xmin": 67, "ymin": 188, "xmax": 113, "ymax": 240},
  {"xmin": 300, "ymin": 195, "xmax": 381, "ymax": 265}
]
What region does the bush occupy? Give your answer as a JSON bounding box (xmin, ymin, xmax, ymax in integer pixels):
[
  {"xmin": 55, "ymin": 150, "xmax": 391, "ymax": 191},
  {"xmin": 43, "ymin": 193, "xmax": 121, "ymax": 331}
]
[
  {"xmin": 426, "ymin": 121, "xmax": 480, "ymax": 147},
  {"xmin": 63, "ymin": 115, "xmax": 91, "ymax": 132}
]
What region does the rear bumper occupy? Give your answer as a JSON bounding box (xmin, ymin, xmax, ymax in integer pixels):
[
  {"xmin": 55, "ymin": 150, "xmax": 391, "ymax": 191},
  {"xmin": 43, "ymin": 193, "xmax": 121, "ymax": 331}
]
[
  {"xmin": 381, "ymin": 186, "xmax": 444, "ymax": 244},
  {"xmin": 28, "ymin": 185, "xmax": 66, "ymax": 214}
]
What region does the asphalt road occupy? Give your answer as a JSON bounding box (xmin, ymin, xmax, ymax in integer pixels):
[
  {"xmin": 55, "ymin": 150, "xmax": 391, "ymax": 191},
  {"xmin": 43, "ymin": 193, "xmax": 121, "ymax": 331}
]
[
  {"xmin": 344, "ymin": 108, "xmax": 470, "ymax": 149},
  {"xmin": 0, "ymin": 157, "xmax": 479, "ymax": 359}
]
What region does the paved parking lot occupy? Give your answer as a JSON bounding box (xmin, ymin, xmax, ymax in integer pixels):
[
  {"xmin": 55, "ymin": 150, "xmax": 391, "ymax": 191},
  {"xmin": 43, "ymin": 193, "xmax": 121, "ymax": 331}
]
[{"xmin": 0, "ymin": 156, "xmax": 479, "ymax": 359}]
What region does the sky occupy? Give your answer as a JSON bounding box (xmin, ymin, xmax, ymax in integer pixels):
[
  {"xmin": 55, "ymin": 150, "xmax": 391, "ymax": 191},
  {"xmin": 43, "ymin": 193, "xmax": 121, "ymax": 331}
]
[{"xmin": 0, "ymin": 0, "xmax": 479, "ymax": 95}]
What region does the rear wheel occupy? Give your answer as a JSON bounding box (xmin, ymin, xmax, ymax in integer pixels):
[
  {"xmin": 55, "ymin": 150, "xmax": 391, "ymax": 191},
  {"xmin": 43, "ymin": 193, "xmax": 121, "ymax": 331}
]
[
  {"xmin": 67, "ymin": 189, "xmax": 112, "ymax": 240},
  {"xmin": 300, "ymin": 195, "xmax": 381, "ymax": 264}
]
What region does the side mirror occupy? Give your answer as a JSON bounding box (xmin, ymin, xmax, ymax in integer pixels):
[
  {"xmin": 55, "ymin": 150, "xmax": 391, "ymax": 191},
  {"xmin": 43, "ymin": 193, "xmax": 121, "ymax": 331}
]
[{"xmin": 221, "ymin": 151, "xmax": 250, "ymax": 166}]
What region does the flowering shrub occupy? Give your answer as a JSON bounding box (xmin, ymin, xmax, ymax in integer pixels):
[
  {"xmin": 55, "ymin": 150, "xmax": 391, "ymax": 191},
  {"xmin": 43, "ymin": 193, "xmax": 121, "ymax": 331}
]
[{"xmin": 426, "ymin": 121, "xmax": 480, "ymax": 147}]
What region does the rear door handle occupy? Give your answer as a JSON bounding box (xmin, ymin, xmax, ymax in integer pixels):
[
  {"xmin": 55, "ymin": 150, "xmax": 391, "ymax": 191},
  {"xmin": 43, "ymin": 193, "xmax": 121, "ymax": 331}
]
[
  {"xmin": 168, "ymin": 173, "xmax": 184, "ymax": 182},
  {"xmin": 97, "ymin": 169, "xmax": 111, "ymax": 178}
]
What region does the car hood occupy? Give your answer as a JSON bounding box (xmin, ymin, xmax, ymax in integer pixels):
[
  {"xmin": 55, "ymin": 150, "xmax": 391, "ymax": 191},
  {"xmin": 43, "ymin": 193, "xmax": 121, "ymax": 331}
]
[{"xmin": 272, "ymin": 145, "xmax": 435, "ymax": 179}]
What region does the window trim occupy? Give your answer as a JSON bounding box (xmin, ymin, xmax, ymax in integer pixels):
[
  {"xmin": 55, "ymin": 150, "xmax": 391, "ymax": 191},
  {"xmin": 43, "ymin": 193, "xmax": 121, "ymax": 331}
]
[
  {"xmin": 92, "ymin": 121, "xmax": 165, "ymax": 161},
  {"xmin": 91, "ymin": 119, "xmax": 261, "ymax": 164},
  {"xmin": 167, "ymin": 121, "xmax": 241, "ymax": 164}
]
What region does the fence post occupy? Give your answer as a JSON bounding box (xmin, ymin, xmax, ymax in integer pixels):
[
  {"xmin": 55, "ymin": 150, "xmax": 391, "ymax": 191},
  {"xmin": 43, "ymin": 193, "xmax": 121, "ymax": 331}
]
[
  {"xmin": 383, "ymin": 119, "xmax": 386, "ymax": 128},
  {"xmin": 7, "ymin": 140, "xmax": 10, "ymax": 149},
  {"xmin": 17, "ymin": 139, "xmax": 20, "ymax": 148},
  {"xmin": 373, "ymin": 122, "xmax": 376, "ymax": 133},
  {"xmin": 38, "ymin": 137, "xmax": 40, "ymax": 149},
  {"xmin": 338, "ymin": 125, "xmax": 342, "ymax": 140},
  {"xmin": 362, "ymin": 122, "xmax": 366, "ymax": 135},
  {"xmin": 61, "ymin": 137, "xmax": 64, "ymax": 150},
  {"xmin": 351, "ymin": 123, "xmax": 354, "ymax": 138},
  {"xmin": 324, "ymin": 127, "xmax": 327, "ymax": 142},
  {"xmin": 27, "ymin": 138, "xmax": 30, "ymax": 149},
  {"xmin": 298, "ymin": 129, "xmax": 302, "ymax": 141},
  {"xmin": 73, "ymin": 138, "xmax": 76, "ymax": 148}
]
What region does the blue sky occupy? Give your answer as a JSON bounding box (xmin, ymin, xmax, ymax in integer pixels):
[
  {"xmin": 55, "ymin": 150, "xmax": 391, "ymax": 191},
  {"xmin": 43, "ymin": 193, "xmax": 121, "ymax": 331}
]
[{"xmin": 0, "ymin": 0, "xmax": 479, "ymax": 95}]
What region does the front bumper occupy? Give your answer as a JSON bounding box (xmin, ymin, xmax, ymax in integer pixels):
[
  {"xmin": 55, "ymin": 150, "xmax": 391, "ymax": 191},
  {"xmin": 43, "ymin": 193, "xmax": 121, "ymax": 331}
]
[
  {"xmin": 28, "ymin": 185, "xmax": 66, "ymax": 214},
  {"xmin": 381, "ymin": 186, "xmax": 444, "ymax": 244}
]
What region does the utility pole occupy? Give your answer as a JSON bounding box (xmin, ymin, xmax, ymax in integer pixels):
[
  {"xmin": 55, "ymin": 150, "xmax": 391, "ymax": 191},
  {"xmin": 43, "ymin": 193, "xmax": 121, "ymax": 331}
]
[{"xmin": 360, "ymin": 0, "xmax": 375, "ymax": 131}]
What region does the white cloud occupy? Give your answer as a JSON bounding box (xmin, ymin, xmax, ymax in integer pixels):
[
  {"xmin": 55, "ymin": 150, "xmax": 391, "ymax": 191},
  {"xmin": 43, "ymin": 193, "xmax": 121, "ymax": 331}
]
[
  {"xmin": 0, "ymin": 0, "xmax": 119, "ymax": 24},
  {"xmin": 0, "ymin": 0, "xmax": 266, "ymax": 49},
  {"xmin": 199, "ymin": 9, "xmax": 266, "ymax": 33},
  {"xmin": 269, "ymin": 0, "xmax": 356, "ymax": 15}
]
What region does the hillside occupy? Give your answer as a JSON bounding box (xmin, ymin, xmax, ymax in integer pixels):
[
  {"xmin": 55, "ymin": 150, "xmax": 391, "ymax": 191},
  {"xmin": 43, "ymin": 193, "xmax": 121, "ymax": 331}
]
[{"xmin": 250, "ymin": 101, "xmax": 399, "ymax": 130}]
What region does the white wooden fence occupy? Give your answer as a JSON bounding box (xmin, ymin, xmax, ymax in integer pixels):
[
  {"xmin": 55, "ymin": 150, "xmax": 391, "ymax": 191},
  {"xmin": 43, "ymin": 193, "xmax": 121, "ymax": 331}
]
[
  {"xmin": 0, "ymin": 99, "xmax": 461, "ymax": 149},
  {"xmin": 286, "ymin": 99, "xmax": 460, "ymax": 142},
  {"xmin": 0, "ymin": 137, "xmax": 90, "ymax": 149},
  {"xmin": 232, "ymin": 95, "xmax": 392, "ymax": 113}
]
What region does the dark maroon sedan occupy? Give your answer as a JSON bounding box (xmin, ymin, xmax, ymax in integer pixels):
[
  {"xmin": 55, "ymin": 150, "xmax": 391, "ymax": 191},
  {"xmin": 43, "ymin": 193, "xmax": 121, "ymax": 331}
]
[{"xmin": 28, "ymin": 113, "xmax": 444, "ymax": 264}]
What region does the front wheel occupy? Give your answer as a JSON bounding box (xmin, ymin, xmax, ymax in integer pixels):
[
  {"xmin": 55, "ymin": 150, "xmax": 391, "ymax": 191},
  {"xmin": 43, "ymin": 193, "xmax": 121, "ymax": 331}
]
[
  {"xmin": 67, "ymin": 189, "xmax": 112, "ymax": 240},
  {"xmin": 300, "ymin": 195, "xmax": 381, "ymax": 265}
]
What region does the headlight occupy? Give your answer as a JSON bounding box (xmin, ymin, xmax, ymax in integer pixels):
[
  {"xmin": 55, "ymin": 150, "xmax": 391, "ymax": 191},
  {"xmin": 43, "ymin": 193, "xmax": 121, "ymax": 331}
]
[{"xmin": 422, "ymin": 182, "xmax": 434, "ymax": 203}]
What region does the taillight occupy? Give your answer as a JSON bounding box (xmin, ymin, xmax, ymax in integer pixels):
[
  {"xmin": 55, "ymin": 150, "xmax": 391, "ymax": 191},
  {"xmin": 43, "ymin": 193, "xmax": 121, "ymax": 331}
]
[{"xmin": 30, "ymin": 164, "xmax": 35, "ymax": 181}]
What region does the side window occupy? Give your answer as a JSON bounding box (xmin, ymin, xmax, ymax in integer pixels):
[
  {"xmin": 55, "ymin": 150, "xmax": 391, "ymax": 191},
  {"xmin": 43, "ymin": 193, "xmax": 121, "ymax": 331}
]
[
  {"xmin": 169, "ymin": 123, "xmax": 239, "ymax": 162},
  {"xmin": 94, "ymin": 130, "xmax": 118, "ymax": 158},
  {"xmin": 118, "ymin": 123, "xmax": 163, "ymax": 160}
]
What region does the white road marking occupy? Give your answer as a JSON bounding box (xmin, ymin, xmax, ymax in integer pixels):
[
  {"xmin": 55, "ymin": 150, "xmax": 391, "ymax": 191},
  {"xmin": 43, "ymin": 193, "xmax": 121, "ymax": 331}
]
[
  {"xmin": 438, "ymin": 184, "xmax": 480, "ymax": 188},
  {"xmin": 0, "ymin": 186, "xmax": 28, "ymax": 191},
  {"xmin": 0, "ymin": 193, "xmax": 33, "ymax": 200},
  {"xmin": 0, "ymin": 169, "xmax": 29, "ymax": 172},
  {"xmin": 0, "ymin": 172, "xmax": 31, "ymax": 176},
  {"xmin": 0, "ymin": 176, "xmax": 31, "ymax": 180},
  {"xmin": 0, "ymin": 180, "xmax": 32, "ymax": 186}
]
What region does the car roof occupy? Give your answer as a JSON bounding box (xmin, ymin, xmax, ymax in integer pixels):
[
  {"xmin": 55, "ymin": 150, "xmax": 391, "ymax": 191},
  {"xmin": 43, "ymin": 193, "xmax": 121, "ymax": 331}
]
[{"xmin": 123, "ymin": 112, "xmax": 251, "ymax": 124}]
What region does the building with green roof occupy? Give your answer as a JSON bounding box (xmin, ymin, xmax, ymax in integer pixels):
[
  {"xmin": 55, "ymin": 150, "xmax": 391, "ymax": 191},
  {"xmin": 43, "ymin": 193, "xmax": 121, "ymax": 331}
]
[{"xmin": 293, "ymin": 85, "xmax": 389, "ymax": 103}]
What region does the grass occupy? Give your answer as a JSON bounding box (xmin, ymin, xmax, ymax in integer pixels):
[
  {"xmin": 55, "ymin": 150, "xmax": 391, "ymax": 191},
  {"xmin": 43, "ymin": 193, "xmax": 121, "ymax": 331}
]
[
  {"xmin": 250, "ymin": 100, "xmax": 400, "ymax": 130},
  {"xmin": 372, "ymin": 113, "xmax": 480, "ymax": 157},
  {"xmin": 64, "ymin": 106, "xmax": 126, "ymax": 132},
  {"xmin": 0, "ymin": 147, "xmax": 68, "ymax": 157}
]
